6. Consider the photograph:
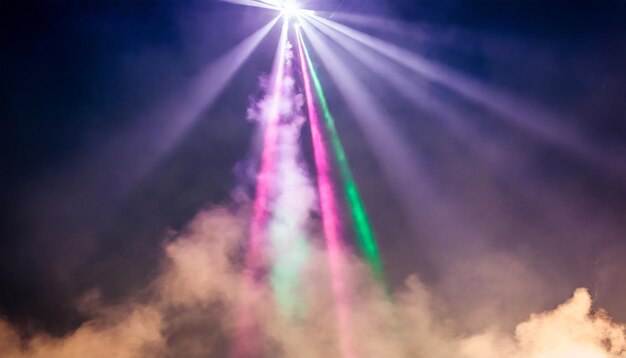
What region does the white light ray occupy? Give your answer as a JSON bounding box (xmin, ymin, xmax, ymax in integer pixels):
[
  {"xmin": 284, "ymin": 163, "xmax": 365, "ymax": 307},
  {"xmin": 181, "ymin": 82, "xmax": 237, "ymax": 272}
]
[
  {"xmin": 93, "ymin": 16, "xmax": 281, "ymax": 204},
  {"xmin": 219, "ymin": 0, "xmax": 279, "ymax": 10},
  {"xmin": 310, "ymin": 15, "xmax": 626, "ymax": 180}
]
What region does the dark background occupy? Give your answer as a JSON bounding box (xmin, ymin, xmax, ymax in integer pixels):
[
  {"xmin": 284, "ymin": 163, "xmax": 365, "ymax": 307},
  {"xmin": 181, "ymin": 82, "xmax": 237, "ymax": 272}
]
[{"xmin": 1, "ymin": 0, "xmax": 625, "ymax": 337}]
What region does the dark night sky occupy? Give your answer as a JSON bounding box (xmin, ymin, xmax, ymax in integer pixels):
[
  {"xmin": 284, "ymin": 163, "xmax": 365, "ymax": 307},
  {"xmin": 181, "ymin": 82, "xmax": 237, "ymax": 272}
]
[{"xmin": 1, "ymin": 0, "xmax": 626, "ymax": 339}]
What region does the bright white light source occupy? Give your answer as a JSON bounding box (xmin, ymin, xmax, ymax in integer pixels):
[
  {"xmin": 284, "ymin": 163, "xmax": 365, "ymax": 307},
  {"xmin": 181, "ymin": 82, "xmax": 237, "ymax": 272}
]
[{"xmin": 281, "ymin": 0, "xmax": 299, "ymax": 18}]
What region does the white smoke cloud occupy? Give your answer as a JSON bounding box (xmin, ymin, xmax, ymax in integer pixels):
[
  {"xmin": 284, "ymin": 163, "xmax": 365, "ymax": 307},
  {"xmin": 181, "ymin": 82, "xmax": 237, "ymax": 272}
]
[
  {"xmin": 460, "ymin": 288, "xmax": 626, "ymax": 358},
  {"xmin": 0, "ymin": 205, "xmax": 625, "ymax": 357}
]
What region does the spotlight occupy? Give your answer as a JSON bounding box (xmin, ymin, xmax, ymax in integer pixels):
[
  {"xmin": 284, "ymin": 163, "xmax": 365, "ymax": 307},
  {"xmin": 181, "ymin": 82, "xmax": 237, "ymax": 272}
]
[{"xmin": 281, "ymin": 0, "xmax": 299, "ymax": 18}]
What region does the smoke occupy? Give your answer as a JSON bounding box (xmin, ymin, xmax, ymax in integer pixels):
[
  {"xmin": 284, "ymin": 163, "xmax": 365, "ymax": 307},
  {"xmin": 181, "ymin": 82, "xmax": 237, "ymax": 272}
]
[
  {"xmin": 1, "ymin": 35, "xmax": 625, "ymax": 358},
  {"xmin": 262, "ymin": 47, "xmax": 316, "ymax": 319},
  {"xmin": 460, "ymin": 288, "xmax": 626, "ymax": 358},
  {"xmin": 1, "ymin": 203, "xmax": 624, "ymax": 357}
]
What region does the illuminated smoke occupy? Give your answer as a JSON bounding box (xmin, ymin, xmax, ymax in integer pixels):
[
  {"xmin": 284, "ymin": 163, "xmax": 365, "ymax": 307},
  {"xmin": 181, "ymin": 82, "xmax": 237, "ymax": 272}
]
[
  {"xmin": 460, "ymin": 288, "xmax": 626, "ymax": 358},
  {"xmin": 0, "ymin": 202, "xmax": 625, "ymax": 358},
  {"xmin": 2, "ymin": 11, "xmax": 625, "ymax": 358},
  {"xmin": 261, "ymin": 42, "xmax": 315, "ymax": 319}
]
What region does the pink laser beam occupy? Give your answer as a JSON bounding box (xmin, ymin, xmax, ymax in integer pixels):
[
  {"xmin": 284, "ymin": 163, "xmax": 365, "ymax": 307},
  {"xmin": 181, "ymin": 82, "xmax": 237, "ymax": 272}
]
[
  {"xmin": 246, "ymin": 19, "xmax": 290, "ymax": 274},
  {"xmin": 296, "ymin": 27, "xmax": 355, "ymax": 358},
  {"xmin": 232, "ymin": 19, "xmax": 290, "ymax": 358}
]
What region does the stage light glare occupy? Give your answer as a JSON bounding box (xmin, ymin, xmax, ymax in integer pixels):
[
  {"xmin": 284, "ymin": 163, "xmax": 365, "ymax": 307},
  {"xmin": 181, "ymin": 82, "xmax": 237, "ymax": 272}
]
[{"xmin": 281, "ymin": 0, "xmax": 299, "ymax": 18}]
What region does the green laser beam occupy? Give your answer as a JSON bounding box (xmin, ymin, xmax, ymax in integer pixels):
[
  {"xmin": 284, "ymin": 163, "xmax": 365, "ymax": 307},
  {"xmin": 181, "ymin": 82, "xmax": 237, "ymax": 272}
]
[{"xmin": 298, "ymin": 32, "xmax": 386, "ymax": 285}]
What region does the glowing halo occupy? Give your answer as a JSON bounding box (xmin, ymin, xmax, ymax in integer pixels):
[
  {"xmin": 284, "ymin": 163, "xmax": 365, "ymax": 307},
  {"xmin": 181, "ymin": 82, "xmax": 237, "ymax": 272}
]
[{"xmin": 280, "ymin": 0, "xmax": 300, "ymax": 19}]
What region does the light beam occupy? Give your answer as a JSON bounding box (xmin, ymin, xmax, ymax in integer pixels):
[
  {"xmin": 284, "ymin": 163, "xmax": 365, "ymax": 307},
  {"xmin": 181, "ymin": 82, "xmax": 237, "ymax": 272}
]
[
  {"xmin": 296, "ymin": 27, "xmax": 356, "ymax": 358},
  {"xmin": 310, "ymin": 14, "xmax": 626, "ymax": 180},
  {"xmin": 233, "ymin": 19, "xmax": 290, "ymax": 358},
  {"xmin": 299, "ymin": 17, "xmax": 446, "ymax": 246},
  {"xmin": 296, "ymin": 26, "xmax": 386, "ymax": 287}
]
